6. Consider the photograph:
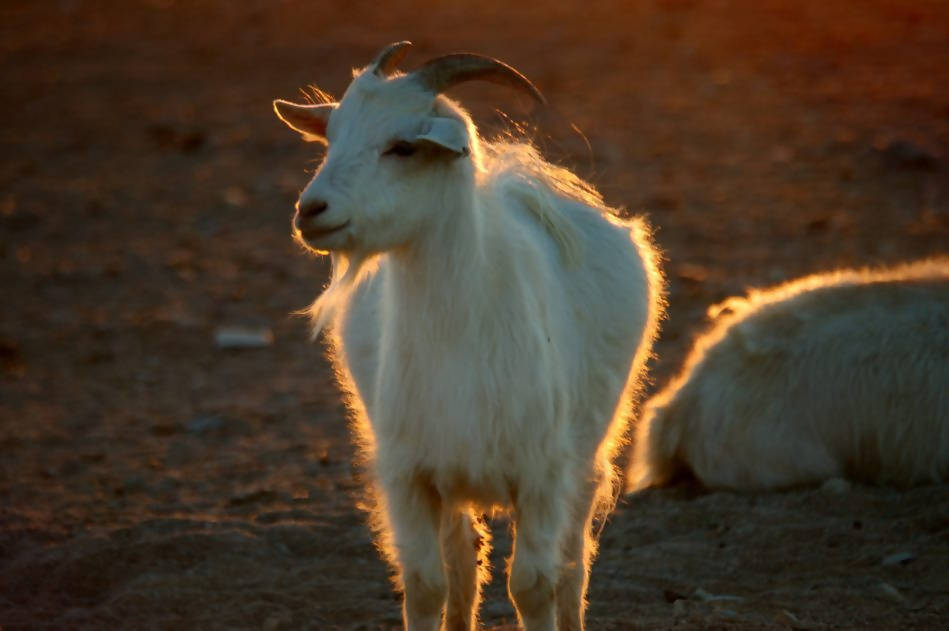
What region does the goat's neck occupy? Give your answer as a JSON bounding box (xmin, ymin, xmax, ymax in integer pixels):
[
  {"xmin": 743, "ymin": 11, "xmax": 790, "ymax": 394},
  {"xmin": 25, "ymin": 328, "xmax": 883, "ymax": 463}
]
[{"xmin": 386, "ymin": 189, "xmax": 488, "ymax": 321}]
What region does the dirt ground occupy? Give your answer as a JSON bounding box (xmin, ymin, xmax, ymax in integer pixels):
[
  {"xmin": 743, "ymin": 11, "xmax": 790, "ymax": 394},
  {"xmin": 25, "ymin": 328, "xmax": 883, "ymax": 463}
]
[{"xmin": 1, "ymin": 1, "xmax": 948, "ymax": 629}]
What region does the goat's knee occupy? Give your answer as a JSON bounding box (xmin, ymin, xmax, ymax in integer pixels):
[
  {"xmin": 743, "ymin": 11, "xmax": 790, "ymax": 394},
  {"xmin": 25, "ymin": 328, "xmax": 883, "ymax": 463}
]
[
  {"xmin": 555, "ymin": 555, "xmax": 587, "ymax": 631},
  {"xmin": 442, "ymin": 511, "xmax": 488, "ymax": 631},
  {"xmin": 384, "ymin": 476, "xmax": 446, "ymax": 631},
  {"xmin": 556, "ymin": 479, "xmax": 600, "ymax": 631},
  {"xmin": 402, "ymin": 565, "xmax": 448, "ymax": 630},
  {"xmin": 509, "ymin": 498, "xmax": 562, "ymax": 631},
  {"xmin": 509, "ymin": 554, "xmax": 557, "ymax": 631}
]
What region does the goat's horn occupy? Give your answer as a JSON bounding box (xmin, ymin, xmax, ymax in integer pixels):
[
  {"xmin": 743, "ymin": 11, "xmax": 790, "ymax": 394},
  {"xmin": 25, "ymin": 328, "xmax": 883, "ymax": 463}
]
[
  {"xmin": 412, "ymin": 53, "xmax": 546, "ymax": 105},
  {"xmin": 372, "ymin": 41, "xmax": 413, "ymax": 77}
]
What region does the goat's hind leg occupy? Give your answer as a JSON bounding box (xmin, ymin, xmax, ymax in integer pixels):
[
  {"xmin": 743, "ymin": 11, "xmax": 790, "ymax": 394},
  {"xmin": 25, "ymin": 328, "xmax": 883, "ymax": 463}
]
[
  {"xmin": 555, "ymin": 475, "xmax": 602, "ymax": 631},
  {"xmin": 441, "ymin": 509, "xmax": 491, "ymax": 631}
]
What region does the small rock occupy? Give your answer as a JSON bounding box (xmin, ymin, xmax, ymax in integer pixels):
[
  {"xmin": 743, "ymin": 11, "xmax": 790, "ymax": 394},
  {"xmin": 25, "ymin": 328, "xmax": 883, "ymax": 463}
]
[
  {"xmin": 186, "ymin": 415, "xmax": 227, "ymax": 434},
  {"xmin": 820, "ymin": 477, "xmax": 851, "ymax": 494},
  {"xmin": 672, "ymin": 599, "xmax": 689, "ymax": 617},
  {"xmin": 882, "ymin": 551, "xmax": 916, "ymax": 567},
  {"xmin": 214, "ymin": 326, "xmax": 274, "ymax": 349},
  {"xmin": 714, "ymin": 608, "xmax": 740, "ymax": 620},
  {"xmin": 877, "ymin": 582, "xmax": 906, "ymax": 603},
  {"xmin": 694, "ymin": 587, "xmax": 743, "ymax": 602},
  {"xmin": 663, "ymin": 588, "xmax": 687, "ymax": 603},
  {"xmin": 775, "ymin": 609, "xmax": 818, "ymax": 630}
]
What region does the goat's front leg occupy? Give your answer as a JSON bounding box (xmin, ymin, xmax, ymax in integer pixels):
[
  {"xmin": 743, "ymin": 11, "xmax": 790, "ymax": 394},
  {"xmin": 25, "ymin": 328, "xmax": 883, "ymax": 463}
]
[
  {"xmin": 509, "ymin": 490, "xmax": 566, "ymax": 631},
  {"xmin": 441, "ymin": 509, "xmax": 490, "ymax": 631},
  {"xmin": 383, "ymin": 475, "xmax": 447, "ymax": 631}
]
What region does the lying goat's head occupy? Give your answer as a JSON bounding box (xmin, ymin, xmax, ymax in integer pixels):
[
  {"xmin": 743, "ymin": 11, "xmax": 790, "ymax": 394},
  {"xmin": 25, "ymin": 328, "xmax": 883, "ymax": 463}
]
[{"xmin": 274, "ymin": 41, "xmax": 544, "ymax": 254}]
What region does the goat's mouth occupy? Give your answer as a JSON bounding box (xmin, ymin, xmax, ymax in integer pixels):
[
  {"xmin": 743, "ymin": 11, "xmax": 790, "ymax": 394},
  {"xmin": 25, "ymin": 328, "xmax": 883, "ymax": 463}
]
[{"xmin": 299, "ymin": 220, "xmax": 351, "ymax": 241}]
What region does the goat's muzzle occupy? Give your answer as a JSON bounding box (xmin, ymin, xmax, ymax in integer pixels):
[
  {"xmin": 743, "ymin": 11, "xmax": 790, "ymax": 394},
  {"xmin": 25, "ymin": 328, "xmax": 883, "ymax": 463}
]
[{"xmin": 297, "ymin": 199, "xmax": 329, "ymax": 219}]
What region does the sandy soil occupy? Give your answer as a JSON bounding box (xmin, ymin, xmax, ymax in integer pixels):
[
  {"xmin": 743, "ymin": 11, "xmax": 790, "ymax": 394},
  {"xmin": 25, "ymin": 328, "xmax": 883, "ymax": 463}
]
[{"xmin": 1, "ymin": 1, "xmax": 948, "ymax": 629}]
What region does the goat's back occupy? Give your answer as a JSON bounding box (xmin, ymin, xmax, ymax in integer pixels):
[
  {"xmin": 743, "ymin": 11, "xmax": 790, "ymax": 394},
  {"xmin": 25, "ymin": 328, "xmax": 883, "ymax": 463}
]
[{"xmin": 631, "ymin": 259, "xmax": 949, "ymax": 491}]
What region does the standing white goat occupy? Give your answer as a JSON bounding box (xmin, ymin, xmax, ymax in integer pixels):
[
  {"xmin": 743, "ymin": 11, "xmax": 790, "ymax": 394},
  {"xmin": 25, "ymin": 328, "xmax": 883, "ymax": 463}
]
[
  {"xmin": 273, "ymin": 42, "xmax": 663, "ymax": 630},
  {"xmin": 630, "ymin": 258, "xmax": 949, "ymax": 493}
]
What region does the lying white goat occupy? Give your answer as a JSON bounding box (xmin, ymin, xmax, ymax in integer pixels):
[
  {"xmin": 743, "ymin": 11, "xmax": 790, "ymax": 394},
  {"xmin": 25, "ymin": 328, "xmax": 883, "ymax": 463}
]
[
  {"xmin": 274, "ymin": 42, "xmax": 663, "ymax": 630},
  {"xmin": 630, "ymin": 258, "xmax": 949, "ymax": 492}
]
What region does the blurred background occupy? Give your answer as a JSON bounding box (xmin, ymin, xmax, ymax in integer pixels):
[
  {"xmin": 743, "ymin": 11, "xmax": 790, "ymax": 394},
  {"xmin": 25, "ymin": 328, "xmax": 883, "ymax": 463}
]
[{"xmin": 1, "ymin": 1, "xmax": 947, "ymax": 628}]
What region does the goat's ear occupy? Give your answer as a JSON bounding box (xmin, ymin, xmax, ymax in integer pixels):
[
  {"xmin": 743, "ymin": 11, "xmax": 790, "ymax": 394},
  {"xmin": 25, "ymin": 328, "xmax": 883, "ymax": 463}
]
[
  {"xmin": 415, "ymin": 117, "xmax": 470, "ymax": 156},
  {"xmin": 273, "ymin": 100, "xmax": 336, "ymax": 141}
]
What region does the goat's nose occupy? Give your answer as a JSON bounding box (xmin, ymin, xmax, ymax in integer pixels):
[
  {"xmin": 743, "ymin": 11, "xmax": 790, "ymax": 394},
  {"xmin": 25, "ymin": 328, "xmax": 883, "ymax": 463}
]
[{"xmin": 297, "ymin": 199, "xmax": 329, "ymax": 218}]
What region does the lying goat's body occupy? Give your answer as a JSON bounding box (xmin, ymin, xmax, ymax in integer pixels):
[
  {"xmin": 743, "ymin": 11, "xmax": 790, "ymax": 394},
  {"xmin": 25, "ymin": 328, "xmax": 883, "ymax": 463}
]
[{"xmin": 630, "ymin": 259, "xmax": 949, "ymax": 492}]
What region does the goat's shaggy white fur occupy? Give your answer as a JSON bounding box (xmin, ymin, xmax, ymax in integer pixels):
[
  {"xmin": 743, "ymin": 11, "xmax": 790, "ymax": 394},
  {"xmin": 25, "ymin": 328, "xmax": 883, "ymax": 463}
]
[
  {"xmin": 274, "ymin": 47, "xmax": 663, "ymax": 630},
  {"xmin": 630, "ymin": 258, "xmax": 949, "ymax": 492}
]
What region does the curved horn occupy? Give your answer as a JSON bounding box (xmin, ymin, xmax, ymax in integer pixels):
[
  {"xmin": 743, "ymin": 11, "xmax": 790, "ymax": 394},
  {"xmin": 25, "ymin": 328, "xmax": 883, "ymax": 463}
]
[
  {"xmin": 372, "ymin": 41, "xmax": 413, "ymax": 77},
  {"xmin": 412, "ymin": 53, "xmax": 545, "ymax": 105}
]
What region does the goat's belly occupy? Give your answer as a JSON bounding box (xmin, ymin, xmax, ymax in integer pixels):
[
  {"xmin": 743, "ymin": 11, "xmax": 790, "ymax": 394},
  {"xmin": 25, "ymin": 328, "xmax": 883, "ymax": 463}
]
[
  {"xmin": 422, "ymin": 436, "xmax": 567, "ymax": 510},
  {"xmin": 371, "ymin": 393, "xmax": 572, "ymax": 509},
  {"xmin": 431, "ymin": 464, "xmax": 515, "ymax": 509}
]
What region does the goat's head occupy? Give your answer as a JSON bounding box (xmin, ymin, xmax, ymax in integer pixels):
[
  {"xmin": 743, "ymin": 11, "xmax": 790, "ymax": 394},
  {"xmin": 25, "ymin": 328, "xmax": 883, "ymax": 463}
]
[{"xmin": 274, "ymin": 41, "xmax": 544, "ymax": 254}]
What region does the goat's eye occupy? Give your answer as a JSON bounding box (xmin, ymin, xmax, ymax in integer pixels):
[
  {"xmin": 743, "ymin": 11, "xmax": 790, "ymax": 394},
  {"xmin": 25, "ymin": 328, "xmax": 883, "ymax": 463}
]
[{"xmin": 383, "ymin": 141, "xmax": 417, "ymax": 158}]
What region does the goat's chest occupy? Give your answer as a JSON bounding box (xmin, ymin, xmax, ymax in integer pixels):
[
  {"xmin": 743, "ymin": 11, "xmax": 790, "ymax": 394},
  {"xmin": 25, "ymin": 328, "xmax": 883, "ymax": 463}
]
[{"xmin": 367, "ymin": 318, "xmax": 571, "ymax": 479}]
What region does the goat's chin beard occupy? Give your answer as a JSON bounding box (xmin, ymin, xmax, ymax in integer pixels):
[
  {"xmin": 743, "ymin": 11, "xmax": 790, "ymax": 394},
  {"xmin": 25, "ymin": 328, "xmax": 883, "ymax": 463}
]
[
  {"xmin": 293, "ymin": 227, "xmax": 354, "ymax": 256},
  {"xmin": 292, "ymin": 229, "xmax": 330, "ymax": 256}
]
